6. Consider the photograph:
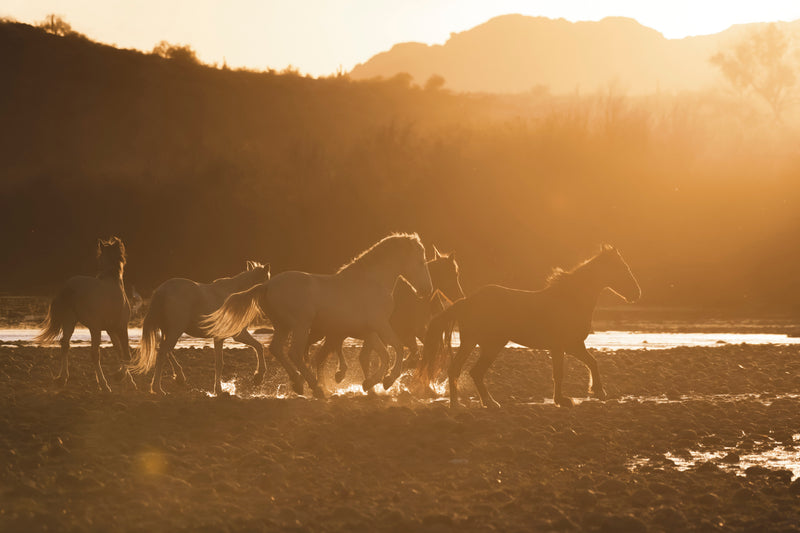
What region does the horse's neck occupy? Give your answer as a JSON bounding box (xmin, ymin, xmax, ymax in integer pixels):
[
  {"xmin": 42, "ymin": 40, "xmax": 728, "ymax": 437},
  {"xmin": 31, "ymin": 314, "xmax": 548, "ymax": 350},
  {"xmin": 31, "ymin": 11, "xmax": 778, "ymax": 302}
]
[
  {"xmin": 557, "ymin": 261, "xmax": 606, "ymax": 308},
  {"xmin": 339, "ymin": 259, "xmax": 401, "ymax": 293}
]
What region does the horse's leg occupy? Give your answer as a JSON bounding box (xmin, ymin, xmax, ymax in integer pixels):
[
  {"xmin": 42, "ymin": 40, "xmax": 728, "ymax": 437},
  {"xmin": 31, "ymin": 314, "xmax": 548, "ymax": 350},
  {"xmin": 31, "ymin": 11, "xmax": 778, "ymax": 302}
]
[
  {"xmin": 551, "ymin": 349, "xmax": 573, "ymax": 407},
  {"xmin": 167, "ymin": 351, "xmax": 186, "ymax": 385},
  {"xmin": 213, "ymin": 337, "xmax": 226, "ymax": 396},
  {"xmin": 287, "ymin": 327, "xmax": 325, "ymax": 398},
  {"xmin": 334, "ymin": 343, "xmax": 348, "ymax": 384},
  {"xmin": 91, "ymin": 329, "xmax": 111, "ymax": 393},
  {"xmin": 151, "ymin": 332, "xmax": 180, "ymax": 395},
  {"xmin": 469, "ymin": 340, "xmax": 505, "ymax": 409},
  {"xmin": 448, "ymin": 339, "xmax": 477, "ymax": 409},
  {"xmin": 56, "ymin": 319, "xmax": 76, "ymax": 387},
  {"xmin": 312, "ymin": 339, "xmax": 335, "ymax": 388},
  {"xmin": 108, "ymin": 329, "xmax": 137, "ymax": 389},
  {"xmin": 233, "ymin": 329, "xmax": 267, "ymax": 384},
  {"xmin": 569, "ymin": 343, "xmax": 606, "ymax": 401},
  {"xmin": 376, "ymin": 325, "xmax": 405, "ymax": 389},
  {"xmin": 269, "ymin": 327, "xmax": 304, "ymax": 394},
  {"xmin": 359, "ymin": 336, "xmax": 378, "ymax": 393}
]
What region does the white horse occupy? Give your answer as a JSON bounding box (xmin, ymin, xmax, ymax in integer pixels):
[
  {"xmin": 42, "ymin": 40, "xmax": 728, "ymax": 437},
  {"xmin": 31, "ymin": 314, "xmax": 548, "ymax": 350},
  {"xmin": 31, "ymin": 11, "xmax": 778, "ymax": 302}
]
[
  {"xmin": 35, "ymin": 237, "xmax": 135, "ymax": 392},
  {"xmin": 129, "ymin": 261, "xmax": 269, "ymax": 395},
  {"xmin": 203, "ymin": 233, "xmax": 433, "ymax": 398}
]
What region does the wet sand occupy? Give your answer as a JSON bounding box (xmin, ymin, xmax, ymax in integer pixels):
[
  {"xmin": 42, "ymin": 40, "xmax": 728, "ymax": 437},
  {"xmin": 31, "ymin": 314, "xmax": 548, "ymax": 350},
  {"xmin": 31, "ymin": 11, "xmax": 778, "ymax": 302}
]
[{"xmin": 2, "ymin": 343, "xmax": 800, "ymax": 532}]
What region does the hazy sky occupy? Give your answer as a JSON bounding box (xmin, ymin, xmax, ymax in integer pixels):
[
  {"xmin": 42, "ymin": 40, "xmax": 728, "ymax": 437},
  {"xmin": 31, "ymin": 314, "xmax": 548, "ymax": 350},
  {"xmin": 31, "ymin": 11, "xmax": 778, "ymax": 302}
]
[{"xmin": 3, "ymin": 1, "xmax": 800, "ymax": 76}]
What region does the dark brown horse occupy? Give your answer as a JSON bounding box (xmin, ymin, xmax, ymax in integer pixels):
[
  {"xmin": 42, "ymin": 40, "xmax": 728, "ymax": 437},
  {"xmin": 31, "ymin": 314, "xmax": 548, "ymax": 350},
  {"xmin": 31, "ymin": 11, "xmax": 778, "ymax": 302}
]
[
  {"xmin": 419, "ymin": 245, "xmax": 640, "ymax": 408},
  {"xmin": 310, "ymin": 246, "xmax": 464, "ymax": 391},
  {"xmin": 35, "ymin": 237, "xmax": 135, "ymax": 391}
]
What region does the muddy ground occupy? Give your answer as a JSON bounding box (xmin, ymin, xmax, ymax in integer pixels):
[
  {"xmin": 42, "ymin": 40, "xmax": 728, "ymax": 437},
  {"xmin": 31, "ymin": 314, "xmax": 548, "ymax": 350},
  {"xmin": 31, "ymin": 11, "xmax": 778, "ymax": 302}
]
[{"xmin": 2, "ymin": 342, "xmax": 800, "ymax": 532}]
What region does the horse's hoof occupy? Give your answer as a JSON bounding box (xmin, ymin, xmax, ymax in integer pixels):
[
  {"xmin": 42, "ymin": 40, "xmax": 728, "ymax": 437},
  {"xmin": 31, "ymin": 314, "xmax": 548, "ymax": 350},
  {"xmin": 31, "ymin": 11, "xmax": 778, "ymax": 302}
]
[
  {"xmin": 449, "ymin": 400, "xmax": 464, "ymax": 409},
  {"xmin": 100, "ymin": 384, "xmax": 112, "ymax": 393},
  {"xmin": 554, "ymin": 396, "xmax": 574, "ymax": 408},
  {"xmin": 291, "ymin": 379, "xmax": 305, "ymax": 395},
  {"xmin": 174, "ymin": 374, "xmax": 187, "ymax": 386},
  {"xmin": 381, "ymin": 375, "xmax": 398, "ymax": 390},
  {"xmin": 590, "ymin": 387, "xmax": 607, "ymax": 401},
  {"xmin": 54, "ymin": 376, "xmax": 68, "ymax": 388},
  {"xmin": 362, "ymin": 380, "xmax": 376, "ymax": 393},
  {"xmin": 484, "ymin": 399, "xmax": 501, "ymax": 409},
  {"xmin": 253, "ymin": 372, "xmax": 264, "ymax": 386},
  {"xmin": 215, "ymin": 389, "xmax": 231, "ymax": 398},
  {"xmin": 312, "ymin": 387, "xmax": 326, "ymax": 399},
  {"xmin": 334, "ymin": 370, "xmax": 346, "ymax": 384}
]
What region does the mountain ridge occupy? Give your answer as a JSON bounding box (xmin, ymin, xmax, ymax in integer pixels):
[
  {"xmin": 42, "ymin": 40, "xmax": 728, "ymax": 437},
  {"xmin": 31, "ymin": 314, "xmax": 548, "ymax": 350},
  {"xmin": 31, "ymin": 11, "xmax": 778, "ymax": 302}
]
[{"xmin": 350, "ymin": 14, "xmax": 800, "ymax": 94}]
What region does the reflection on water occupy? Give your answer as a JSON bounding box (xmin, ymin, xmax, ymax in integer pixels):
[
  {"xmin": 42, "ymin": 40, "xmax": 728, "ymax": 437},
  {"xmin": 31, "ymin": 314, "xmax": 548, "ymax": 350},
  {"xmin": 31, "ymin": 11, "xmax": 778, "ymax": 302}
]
[
  {"xmin": 629, "ymin": 434, "xmax": 800, "ymax": 479},
  {"xmin": 4, "ymin": 328, "xmax": 800, "ymax": 351}
]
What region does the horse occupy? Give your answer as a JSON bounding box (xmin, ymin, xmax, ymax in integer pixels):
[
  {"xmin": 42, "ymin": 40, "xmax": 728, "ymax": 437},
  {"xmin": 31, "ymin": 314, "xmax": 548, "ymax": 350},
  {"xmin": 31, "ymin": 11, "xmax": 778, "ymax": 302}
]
[
  {"xmin": 35, "ymin": 237, "xmax": 135, "ymax": 392},
  {"xmin": 310, "ymin": 245, "xmax": 464, "ymax": 391},
  {"xmin": 202, "ymin": 233, "xmax": 433, "ymax": 398},
  {"xmin": 128, "ymin": 261, "xmax": 270, "ymax": 395},
  {"xmin": 419, "ymin": 245, "xmax": 640, "ymax": 408}
]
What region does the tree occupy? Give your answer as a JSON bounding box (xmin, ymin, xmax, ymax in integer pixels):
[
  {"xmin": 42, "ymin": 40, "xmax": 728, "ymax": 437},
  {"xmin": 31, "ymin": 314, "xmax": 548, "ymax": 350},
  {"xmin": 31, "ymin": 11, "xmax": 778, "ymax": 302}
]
[
  {"xmin": 152, "ymin": 41, "xmax": 200, "ymax": 64},
  {"xmin": 37, "ymin": 14, "xmax": 73, "ymax": 37},
  {"xmin": 710, "ymin": 23, "xmax": 798, "ymax": 120},
  {"xmin": 424, "ymin": 74, "xmax": 446, "ymax": 91}
]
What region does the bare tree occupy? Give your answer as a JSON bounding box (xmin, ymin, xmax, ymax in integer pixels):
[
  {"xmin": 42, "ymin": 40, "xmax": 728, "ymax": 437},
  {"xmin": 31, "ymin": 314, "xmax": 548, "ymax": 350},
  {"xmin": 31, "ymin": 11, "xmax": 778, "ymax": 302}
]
[{"xmin": 710, "ymin": 23, "xmax": 798, "ymax": 120}]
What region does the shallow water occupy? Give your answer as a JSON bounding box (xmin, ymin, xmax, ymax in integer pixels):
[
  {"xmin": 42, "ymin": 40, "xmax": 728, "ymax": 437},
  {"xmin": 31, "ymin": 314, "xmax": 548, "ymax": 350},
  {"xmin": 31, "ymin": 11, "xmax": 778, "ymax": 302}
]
[
  {"xmin": 4, "ymin": 328, "xmax": 800, "ymax": 351},
  {"xmin": 629, "ymin": 433, "xmax": 800, "ymax": 479}
]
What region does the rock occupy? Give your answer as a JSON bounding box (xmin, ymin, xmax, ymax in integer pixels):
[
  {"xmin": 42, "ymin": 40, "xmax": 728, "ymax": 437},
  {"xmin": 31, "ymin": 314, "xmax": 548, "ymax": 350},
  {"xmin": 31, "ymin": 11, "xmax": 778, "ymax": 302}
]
[
  {"xmin": 598, "ymin": 514, "xmax": 648, "ymax": 533},
  {"xmin": 651, "ymin": 506, "xmax": 688, "ymax": 529},
  {"xmin": 597, "ymin": 478, "xmax": 629, "ymax": 496},
  {"xmin": 744, "ymin": 465, "xmax": 772, "ymax": 478},
  {"xmin": 720, "ymin": 452, "xmax": 740, "ymax": 464}
]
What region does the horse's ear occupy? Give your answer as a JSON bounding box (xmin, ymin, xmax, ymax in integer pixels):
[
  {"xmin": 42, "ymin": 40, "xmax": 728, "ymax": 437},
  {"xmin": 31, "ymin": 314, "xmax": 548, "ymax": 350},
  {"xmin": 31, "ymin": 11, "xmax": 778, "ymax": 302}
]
[
  {"xmin": 601, "ymin": 243, "xmax": 615, "ymax": 252},
  {"xmin": 246, "ymin": 260, "xmax": 254, "ymax": 271},
  {"xmin": 432, "ymin": 244, "xmax": 443, "ymax": 259},
  {"xmin": 265, "ymin": 263, "xmax": 271, "ymax": 278},
  {"xmin": 449, "ymin": 251, "xmax": 456, "ymax": 262}
]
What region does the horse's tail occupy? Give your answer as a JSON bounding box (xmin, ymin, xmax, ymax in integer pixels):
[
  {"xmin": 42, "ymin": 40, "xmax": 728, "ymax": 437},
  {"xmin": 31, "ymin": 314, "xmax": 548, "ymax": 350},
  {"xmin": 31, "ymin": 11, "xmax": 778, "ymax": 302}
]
[
  {"xmin": 33, "ymin": 287, "xmax": 72, "ymax": 345},
  {"xmin": 129, "ymin": 290, "xmax": 164, "ymax": 375},
  {"xmin": 418, "ymin": 300, "xmax": 464, "ymax": 386},
  {"xmin": 200, "ymin": 283, "xmax": 266, "ymax": 339}
]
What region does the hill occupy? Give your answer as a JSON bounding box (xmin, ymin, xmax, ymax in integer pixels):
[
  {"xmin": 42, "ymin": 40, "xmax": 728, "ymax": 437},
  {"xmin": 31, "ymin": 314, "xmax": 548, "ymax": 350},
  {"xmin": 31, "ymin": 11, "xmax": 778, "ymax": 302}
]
[
  {"xmin": 1, "ymin": 20, "xmax": 800, "ymax": 312},
  {"xmin": 350, "ymin": 14, "xmax": 800, "ymax": 94}
]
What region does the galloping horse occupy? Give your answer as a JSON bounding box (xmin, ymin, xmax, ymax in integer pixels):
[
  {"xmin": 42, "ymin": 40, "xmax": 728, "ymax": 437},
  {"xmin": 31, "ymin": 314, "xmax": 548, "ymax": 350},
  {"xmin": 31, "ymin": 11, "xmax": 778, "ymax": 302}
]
[
  {"xmin": 310, "ymin": 246, "xmax": 464, "ymax": 390},
  {"xmin": 203, "ymin": 233, "xmax": 433, "ymax": 398},
  {"xmin": 35, "ymin": 237, "xmax": 135, "ymax": 392},
  {"xmin": 419, "ymin": 245, "xmax": 640, "ymax": 408},
  {"xmin": 129, "ymin": 262, "xmax": 269, "ymax": 395}
]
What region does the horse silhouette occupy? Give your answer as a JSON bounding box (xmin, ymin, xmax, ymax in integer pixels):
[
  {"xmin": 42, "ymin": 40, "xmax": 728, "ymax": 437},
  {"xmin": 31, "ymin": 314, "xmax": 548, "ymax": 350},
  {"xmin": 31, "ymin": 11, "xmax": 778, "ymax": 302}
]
[
  {"xmin": 310, "ymin": 245, "xmax": 464, "ymax": 391},
  {"xmin": 420, "ymin": 245, "xmax": 640, "ymax": 408},
  {"xmin": 129, "ymin": 261, "xmax": 269, "ymax": 395},
  {"xmin": 35, "ymin": 237, "xmax": 135, "ymax": 391},
  {"xmin": 203, "ymin": 233, "xmax": 433, "ymax": 398}
]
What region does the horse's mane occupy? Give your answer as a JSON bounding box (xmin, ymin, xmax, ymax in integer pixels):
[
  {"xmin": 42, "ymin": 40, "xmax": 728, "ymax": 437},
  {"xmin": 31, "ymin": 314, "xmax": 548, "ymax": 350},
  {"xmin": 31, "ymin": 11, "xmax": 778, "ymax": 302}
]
[
  {"xmin": 337, "ymin": 233, "xmax": 422, "ymax": 274},
  {"xmin": 97, "ymin": 237, "xmax": 126, "ymax": 278},
  {"xmin": 545, "ymin": 245, "xmax": 613, "ymax": 288}
]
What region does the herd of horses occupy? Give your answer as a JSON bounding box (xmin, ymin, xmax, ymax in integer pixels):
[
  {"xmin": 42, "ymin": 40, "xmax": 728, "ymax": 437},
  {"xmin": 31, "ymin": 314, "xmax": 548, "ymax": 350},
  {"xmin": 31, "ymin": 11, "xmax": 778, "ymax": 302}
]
[{"xmin": 35, "ymin": 233, "xmax": 641, "ymax": 408}]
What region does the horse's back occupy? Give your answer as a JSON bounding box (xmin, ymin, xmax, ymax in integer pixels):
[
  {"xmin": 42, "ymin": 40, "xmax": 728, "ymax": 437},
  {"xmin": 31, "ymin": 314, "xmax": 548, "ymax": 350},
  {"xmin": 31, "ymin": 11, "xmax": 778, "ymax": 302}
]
[{"xmin": 63, "ymin": 275, "xmax": 129, "ymax": 330}]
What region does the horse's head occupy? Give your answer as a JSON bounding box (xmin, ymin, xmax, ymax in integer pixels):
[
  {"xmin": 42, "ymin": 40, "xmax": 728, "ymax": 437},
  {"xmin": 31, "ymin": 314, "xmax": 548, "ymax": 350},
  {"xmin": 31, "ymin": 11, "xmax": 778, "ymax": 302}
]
[
  {"xmin": 427, "ymin": 245, "xmax": 464, "ymax": 301},
  {"xmin": 245, "ymin": 261, "xmax": 271, "ymax": 283},
  {"xmin": 97, "ymin": 237, "xmax": 127, "ymax": 275},
  {"xmin": 597, "ymin": 245, "xmax": 641, "ymax": 303},
  {"xmin": 404, "ymin": 238, "xmax": 433, "ymax": 298}
]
